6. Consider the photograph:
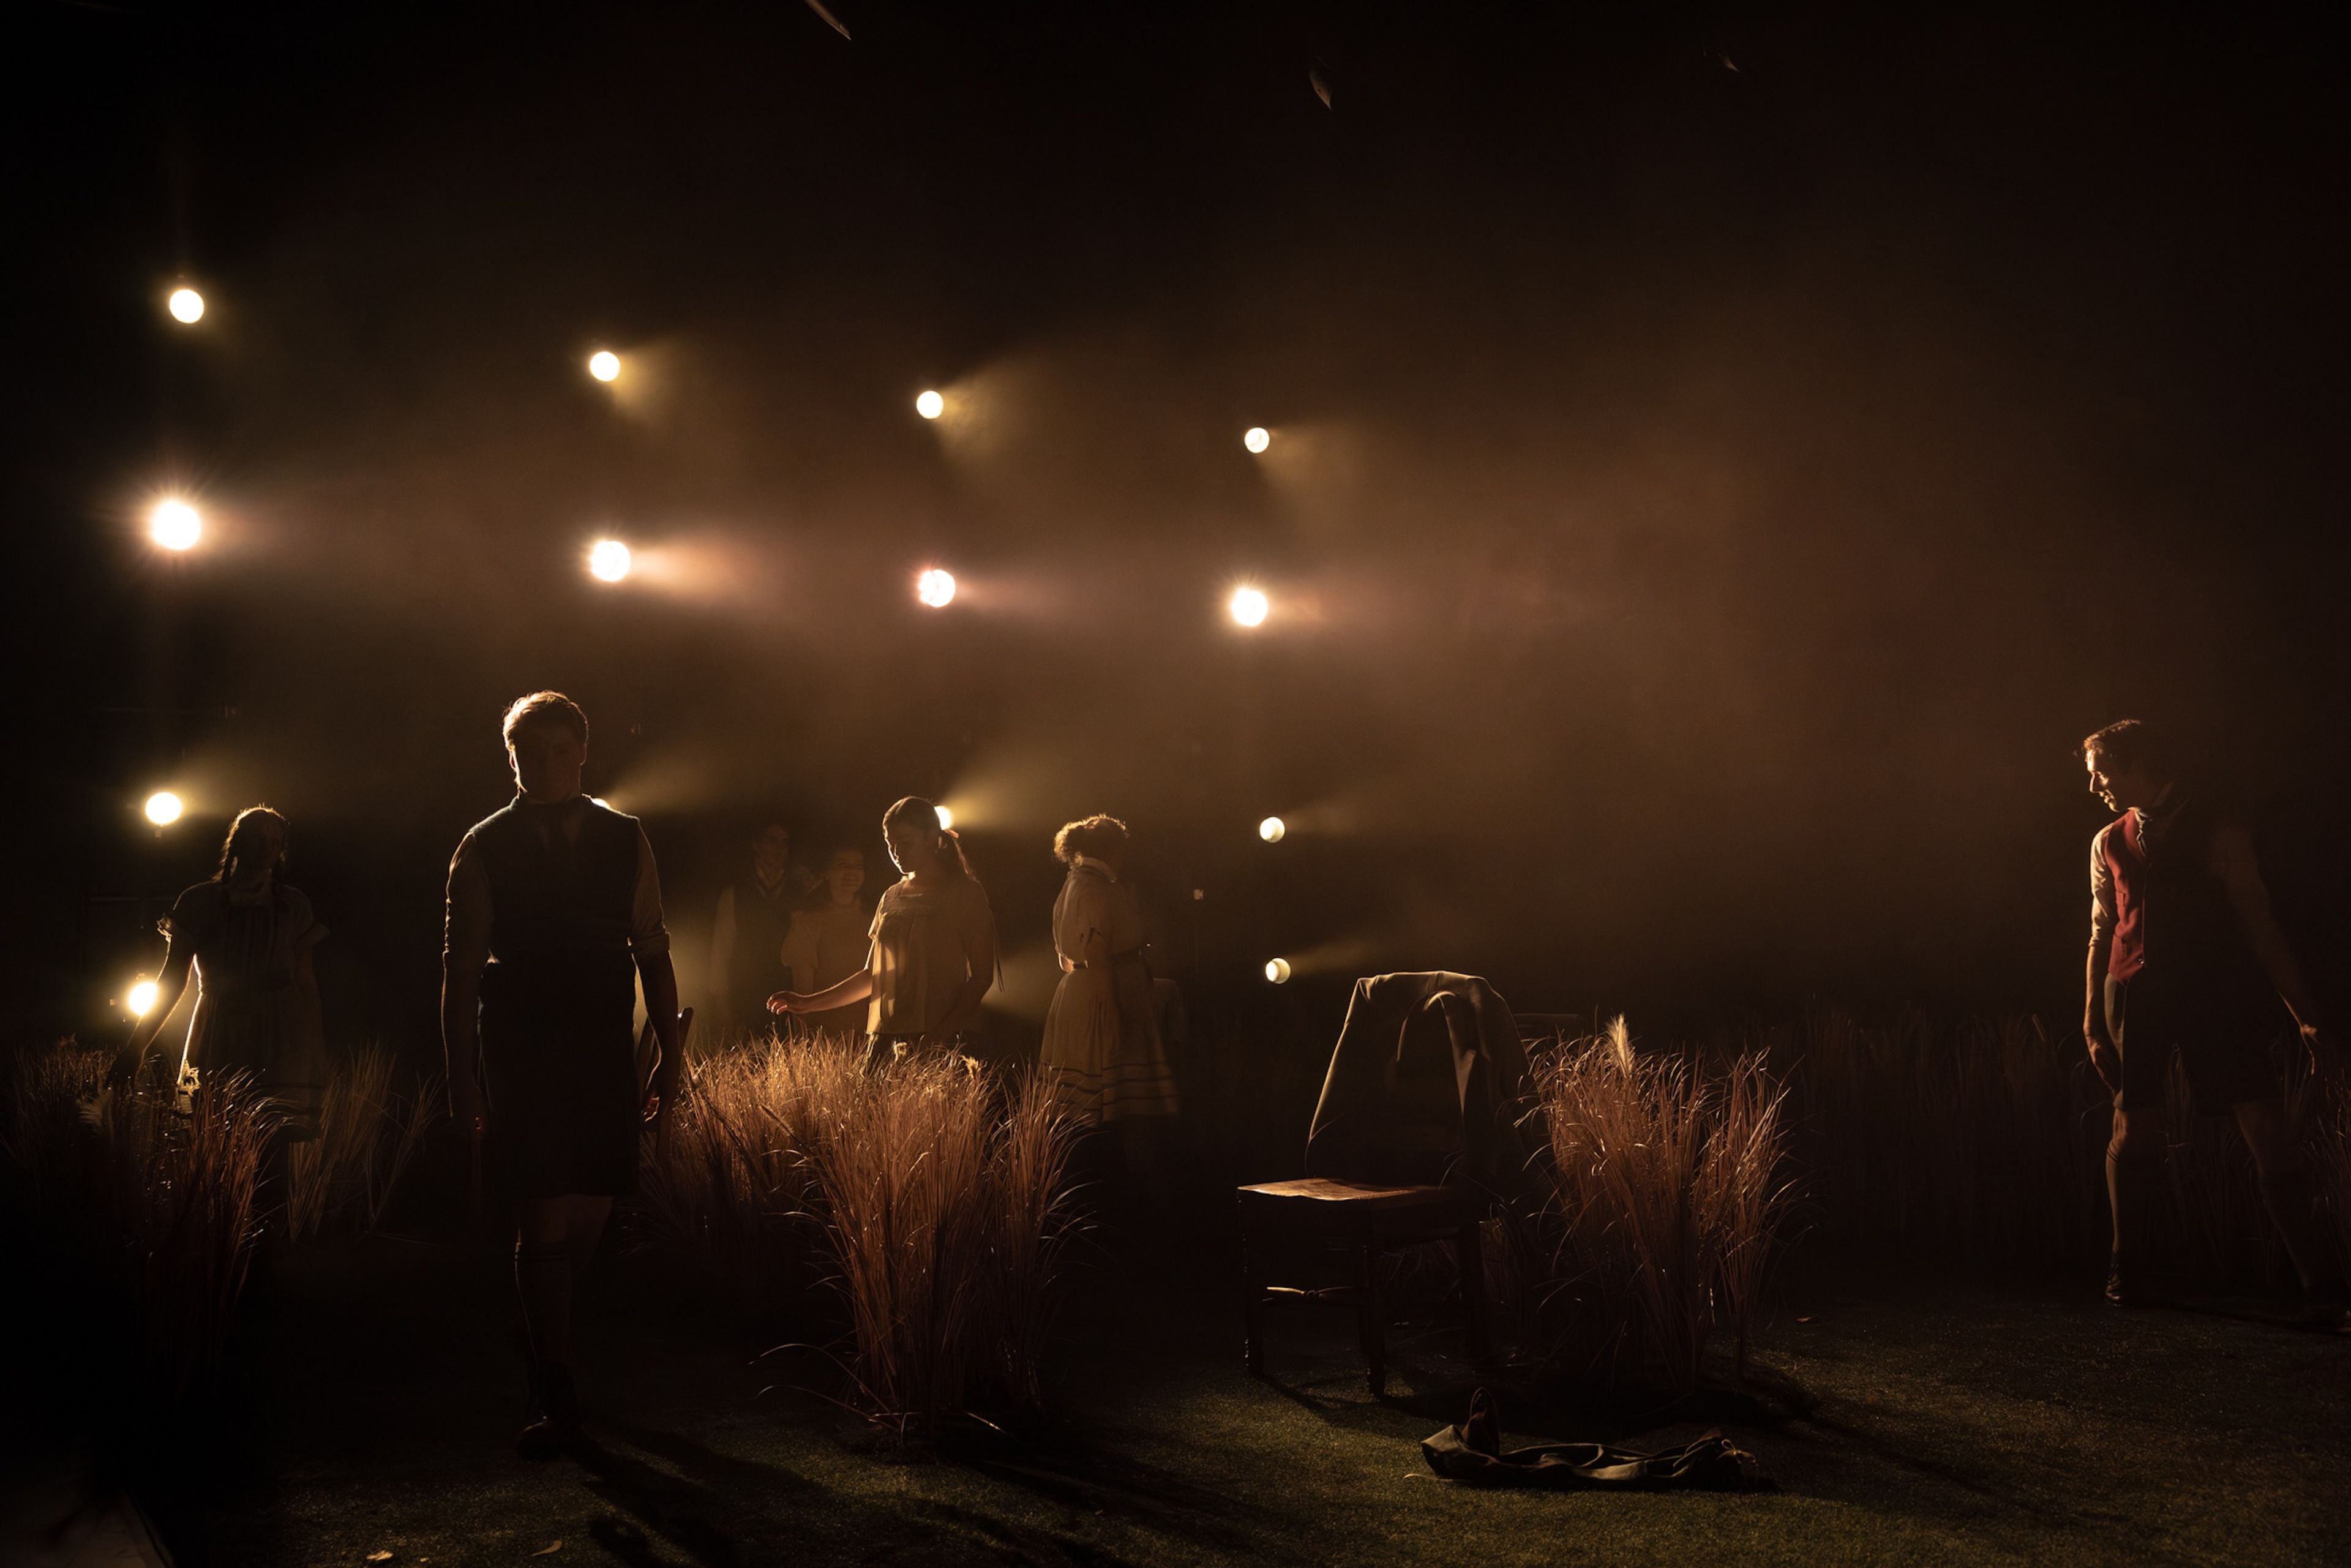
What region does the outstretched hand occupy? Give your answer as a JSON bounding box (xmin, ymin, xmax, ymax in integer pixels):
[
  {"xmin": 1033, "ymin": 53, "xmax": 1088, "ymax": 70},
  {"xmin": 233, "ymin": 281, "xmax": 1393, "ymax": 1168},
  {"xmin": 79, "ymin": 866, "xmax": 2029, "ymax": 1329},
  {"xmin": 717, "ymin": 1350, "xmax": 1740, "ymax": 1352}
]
[{"xmin": 765, "ymin": 991, "xmax": 798, "ymax": 1016}]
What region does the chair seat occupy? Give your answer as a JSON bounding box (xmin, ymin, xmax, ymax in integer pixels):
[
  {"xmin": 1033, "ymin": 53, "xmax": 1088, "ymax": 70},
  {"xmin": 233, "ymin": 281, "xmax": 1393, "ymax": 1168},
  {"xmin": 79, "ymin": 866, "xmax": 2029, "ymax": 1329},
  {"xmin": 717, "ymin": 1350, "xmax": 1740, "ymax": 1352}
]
[
  {"xmin": 1238, "ymin": 1178, "xmax": 1478, "ymax": 1216},
  {"xmin": 1236, "ymin": 1177, "xmax": 1493, "ymax": 1394}
]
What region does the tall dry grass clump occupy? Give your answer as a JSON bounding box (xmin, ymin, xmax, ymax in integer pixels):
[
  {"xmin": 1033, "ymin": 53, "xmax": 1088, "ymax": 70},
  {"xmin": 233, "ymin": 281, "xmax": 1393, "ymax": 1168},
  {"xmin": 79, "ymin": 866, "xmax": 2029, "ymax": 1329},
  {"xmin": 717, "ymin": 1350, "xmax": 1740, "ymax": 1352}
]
[
  {"xmin": 805, "ymin": 1049, "xmax": 1081, "ymax": 1428},
  {"xmin": 2, "ymin": 1043, "xmax": 269, "ymax": 1396},
  {"xmin": 636, "ymin": 1027, "xmax": 850, "ymax": 1304},
  {"xmin": 285, "ymin": 1046, "xmax": 441, "ymax": 1242},
  {"xmin": 637, "ymin": 1030, "xmax": 1082, "ymax": 1428},
  {"xmin": 1526, "ymin": 1018, "xmax": 1793, "ymax": 1393}
]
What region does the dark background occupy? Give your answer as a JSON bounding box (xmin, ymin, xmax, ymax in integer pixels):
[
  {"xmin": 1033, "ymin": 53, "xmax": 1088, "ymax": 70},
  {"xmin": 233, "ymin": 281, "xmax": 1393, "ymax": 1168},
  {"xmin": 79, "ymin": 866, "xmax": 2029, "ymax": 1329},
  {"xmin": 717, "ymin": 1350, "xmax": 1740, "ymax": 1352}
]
[{"xmin": 6, "ymin": 0, "xmax": 2346, "ymax": 1065}]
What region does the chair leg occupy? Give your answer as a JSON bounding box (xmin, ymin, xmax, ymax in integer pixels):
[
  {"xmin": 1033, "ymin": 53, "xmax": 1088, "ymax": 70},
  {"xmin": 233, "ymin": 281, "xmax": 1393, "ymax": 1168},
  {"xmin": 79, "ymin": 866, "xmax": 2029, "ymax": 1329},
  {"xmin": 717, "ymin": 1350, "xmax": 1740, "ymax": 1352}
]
[
  {"xmin": 1359, "ymin": 1238, "xmax": 1386, "ymax": 1397},
  {"xmin": 1240, "ymin": 1215, "xmax": 1267, "ymax": 1379},
  {"xmin": 1456, "ymin": 1220, "xmax": 1494, "ymax": 1368}
]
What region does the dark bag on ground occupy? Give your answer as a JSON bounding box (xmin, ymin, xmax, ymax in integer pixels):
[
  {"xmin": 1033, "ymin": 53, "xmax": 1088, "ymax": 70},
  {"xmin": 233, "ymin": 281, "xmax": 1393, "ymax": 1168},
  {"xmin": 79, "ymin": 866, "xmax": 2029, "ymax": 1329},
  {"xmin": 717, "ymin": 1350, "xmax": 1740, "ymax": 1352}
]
[{"xmin": 1421, "ymin": 1389, "xmax": 1763, "ymax": 1490}]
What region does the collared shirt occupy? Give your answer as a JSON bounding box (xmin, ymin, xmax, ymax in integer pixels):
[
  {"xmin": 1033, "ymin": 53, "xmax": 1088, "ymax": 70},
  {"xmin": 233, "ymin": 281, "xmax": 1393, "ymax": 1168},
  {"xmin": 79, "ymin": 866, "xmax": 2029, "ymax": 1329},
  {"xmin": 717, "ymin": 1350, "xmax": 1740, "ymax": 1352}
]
[
  {"xmin": 2088, "ymin": 784, "xmax": 2192, "ymax": 958},
  {"xmin": 443, "ymin": 793, "xmax": 670, "ymax": 973}
]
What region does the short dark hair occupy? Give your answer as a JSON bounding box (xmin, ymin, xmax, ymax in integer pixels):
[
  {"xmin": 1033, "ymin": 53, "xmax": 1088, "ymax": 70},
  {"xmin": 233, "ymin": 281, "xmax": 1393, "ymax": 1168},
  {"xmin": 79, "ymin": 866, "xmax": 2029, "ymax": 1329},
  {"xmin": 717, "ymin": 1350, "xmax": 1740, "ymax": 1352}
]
[
  {"xmin": 502, "ymin": 691, "xmax": 588, "ymax": 748},
  {"xmin": 2082, "ymin": 718, "xmax": 2165, "ymax": 778},
  {"xmin": 1053, "ymin": 814, "xmax": 1129, "ymax": 865}
]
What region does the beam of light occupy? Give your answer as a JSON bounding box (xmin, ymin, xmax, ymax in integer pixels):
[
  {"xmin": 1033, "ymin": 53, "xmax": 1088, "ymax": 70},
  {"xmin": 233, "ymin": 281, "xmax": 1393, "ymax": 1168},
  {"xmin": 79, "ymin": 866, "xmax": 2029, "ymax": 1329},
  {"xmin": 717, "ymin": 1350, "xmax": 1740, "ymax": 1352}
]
[
  {"xmin": 1243, "ymin": 426, "xmax": 1271, "ymax": 454},
  {"xmin": 915, "ymin": 389, "xmax": 945, "ymax": 419},
  {"xmin": 588, "ymin": 539, "xmax": 633, "ymax": 582},
  {"xmin": 917, "ymin": 567, "xmax": 957, "ymax": 608},
  {"xmin": 588, "ymin": 350, "xmax": 621, "ymax": 383},
  {"xmin": 934, "ymin": 805, "xmax": 954, "ymax": 830},
  {"xmin": 148, "ymin": 497, "xmax": 202, "ymax": 550},
  {"xmin": 1258, "ymin": 816, "xmax": 1286, "ymax": 843},
  {"xmin": 143, "ymin": 790, "xmax": 184, "ymax": 826},
  {"xmin": 167, "ymin": 288, "xmax": 205, "ymax": 324},
  {"xmin": 1228, "ymin": 585, "xmax": 1270, "ymax": 628},
  {"xmin": 1264, "ymin": 958, "xmax": 1292, "ymax": 985},
  {"xmin": 127, "ymin": 977, "xmax": 160, "ymax": 1019}
]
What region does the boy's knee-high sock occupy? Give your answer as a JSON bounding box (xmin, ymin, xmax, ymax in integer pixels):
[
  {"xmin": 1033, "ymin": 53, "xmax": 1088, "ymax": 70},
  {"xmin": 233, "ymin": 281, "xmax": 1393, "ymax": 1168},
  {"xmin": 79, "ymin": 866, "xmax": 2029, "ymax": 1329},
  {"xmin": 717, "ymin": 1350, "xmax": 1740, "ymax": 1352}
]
[{"xmin": 515, "ymin": 1237, "xmax": 576, "ymax": 1384}]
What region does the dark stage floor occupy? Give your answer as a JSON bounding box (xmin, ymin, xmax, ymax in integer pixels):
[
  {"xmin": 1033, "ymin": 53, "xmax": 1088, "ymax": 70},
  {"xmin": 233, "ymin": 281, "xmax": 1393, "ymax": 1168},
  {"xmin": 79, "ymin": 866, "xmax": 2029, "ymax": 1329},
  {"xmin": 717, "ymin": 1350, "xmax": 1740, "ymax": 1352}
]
[{"xmin": 111, "ymin": 1227, "xmax": 2351, "ymax": 1567}]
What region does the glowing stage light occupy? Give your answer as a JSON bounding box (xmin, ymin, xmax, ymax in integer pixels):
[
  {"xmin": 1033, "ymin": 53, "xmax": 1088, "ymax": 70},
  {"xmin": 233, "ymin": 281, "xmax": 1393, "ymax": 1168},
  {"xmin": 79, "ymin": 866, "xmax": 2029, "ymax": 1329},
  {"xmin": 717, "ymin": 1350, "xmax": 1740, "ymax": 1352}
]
[
  {"xmin": 144, "ymin": 790, "xmax": 184, "ymax": 827},
  {"xmin": 917, "ymin": 568, "xmax": 957, "ymax": 608},
  {"xmin": 127, "ymin": 977, "xmax": 160, "ymax": 1018},
  {"xmin": 1264, "ymin": 958, "xmax": 1292, "ymax": 985},
  {"xmin": 1243, "ymin": 426, "xmax": 1271, "ymax": 454},
  {"xmin": 148, "ymin": 498, "xmax": 202, "ymax": 550},
  {"xmin": 588, "ymin": 350, "xmax": 621, "ymax": 383},
  {"xmin": 915, "ymin": 389, "xmax": 945, "ymax": 419},
  {"xmin": 588, "ymin": 539, "xmax": 632, "ymax": 582},
  {"xmin": 167, "ymin": 288, "xmax": 206, "ymax": 324},
  {"xmin": 1258, "ymin": 816, "xmax": 1286, "ymax": 843},
  {"xmin": 934, "ymin": 805, "xmax": 954, "ymax": 830},
  {"xmin": 1228, "ymin": 585, "xmax": 1269, "ymax": 628}
]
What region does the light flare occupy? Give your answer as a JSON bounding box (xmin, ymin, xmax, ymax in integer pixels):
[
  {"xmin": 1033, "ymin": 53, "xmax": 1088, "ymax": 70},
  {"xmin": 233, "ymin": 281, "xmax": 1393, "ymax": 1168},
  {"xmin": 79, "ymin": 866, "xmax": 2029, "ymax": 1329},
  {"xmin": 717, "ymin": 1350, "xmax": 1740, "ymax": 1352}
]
[
  {"xmin": 917, "ymin": 568, "xmax": 957, "ymax": 607},
  {"xmin": 588, "ymin": 350, "xmax": 621, "ymax": 382},
  {"xmin": 143, "ymin": 790, "xmax": 184, "ymax": 827},
  {"xmin": 588, "ymin": 539, "xmax": 633, "ymax": 582},
  {"xmin": 1228, "ymin": 585, "xmax": 1270, "ymax": 628},
  {"xmin": 167, "ymin": 288, "xmax": 206, "ymax": 324},
  {"xmin": 148, "ymin": 498, "xmax": 202, "ymax": 550}
]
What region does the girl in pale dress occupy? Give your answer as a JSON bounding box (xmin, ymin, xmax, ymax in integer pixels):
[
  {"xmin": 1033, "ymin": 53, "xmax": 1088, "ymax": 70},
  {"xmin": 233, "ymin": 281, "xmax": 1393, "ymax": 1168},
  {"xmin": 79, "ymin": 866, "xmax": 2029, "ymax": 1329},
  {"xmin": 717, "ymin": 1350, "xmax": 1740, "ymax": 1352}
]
[
  {"xmin": 778, "ymin": 846, "xmax": 872, "ymax": 1038},
  {"xmin": 768, "ymin": 798, "xmax": 995, "ymax": 1061},
  {"xmin": 1038, "ymin": 816, "xmax": 1180, "ymax": 1130}
]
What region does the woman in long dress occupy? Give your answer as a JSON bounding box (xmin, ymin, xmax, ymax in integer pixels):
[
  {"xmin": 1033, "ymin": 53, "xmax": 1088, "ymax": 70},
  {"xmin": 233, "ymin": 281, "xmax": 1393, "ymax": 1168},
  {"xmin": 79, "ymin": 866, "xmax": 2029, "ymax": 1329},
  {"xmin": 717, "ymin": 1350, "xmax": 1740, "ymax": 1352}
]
[
  {"xmin": 778, "ymin": 845, "xmax": 872, "ymax": 1038},
  {"xmin": 1038, "ymin": 815, "xmax": 1180, "ymax": 1131},
  {"xmin": 769, "ymin": 798, "xmax": 995, "ymax": 1060},
  {"xmin": 114, "ymin": 806, "xmax": 331, "ymax": 1220}
]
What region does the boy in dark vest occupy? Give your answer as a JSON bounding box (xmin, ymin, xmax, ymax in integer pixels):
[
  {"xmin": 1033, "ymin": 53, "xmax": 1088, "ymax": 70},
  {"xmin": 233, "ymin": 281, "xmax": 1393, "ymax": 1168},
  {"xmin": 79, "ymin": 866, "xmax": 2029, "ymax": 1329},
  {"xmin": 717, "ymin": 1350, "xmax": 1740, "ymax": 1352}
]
[
  {"xmin": 2081, "ymin": 719, "xmax": 2344, "ymax": 1326},
  {"xmin": 444, "ymin": 691, "xmax": 684, "ymax": 1455},
  {"xmin": 709, "ymin": 820, "xmax": 813, "ymax": 1041}
]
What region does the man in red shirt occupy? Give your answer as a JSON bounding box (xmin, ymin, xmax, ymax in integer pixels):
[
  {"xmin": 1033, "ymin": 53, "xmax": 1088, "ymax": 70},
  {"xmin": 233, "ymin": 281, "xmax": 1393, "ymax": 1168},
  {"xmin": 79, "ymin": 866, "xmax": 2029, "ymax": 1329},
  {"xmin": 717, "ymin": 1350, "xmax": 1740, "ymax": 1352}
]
[{"xmin": 2082, "ymin": 719, "xmax": 2344, "ymax": 1325}]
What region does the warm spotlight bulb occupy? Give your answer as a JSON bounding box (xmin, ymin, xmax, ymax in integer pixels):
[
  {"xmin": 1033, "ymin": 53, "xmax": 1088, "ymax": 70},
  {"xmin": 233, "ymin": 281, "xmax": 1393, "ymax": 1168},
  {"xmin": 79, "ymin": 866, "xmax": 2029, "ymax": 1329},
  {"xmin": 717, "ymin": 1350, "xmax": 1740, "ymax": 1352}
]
[
  {"xmin": 167, "ymin": 288, "xmax": 206, "ymax": 324},
  {"xmin": 934, "ymin": 805, "xmax": 954, "ymax": 831},
  {"xmin": 1258, "ymin": 816, "xmax": 1286, "ymax": 844},
  {"xmin": 588, "ymin": 350, "xmax": 621, "ymax": 383},
  {"xmin": 917, "ymin": 568, "xmax": 958, "ymax": 608},
  {"xmin": 143, "ymin": 790, "xmax": 184, "ymax": 827},
  {"xmin": 588, "ymin": 539, "xmax": 632, "ymax": 582},
  {"xmin": 1228, "ymin": 585, "xmax": 1270, "ymax": 628},
  {"xmin": 1264, "ymin": 958, "xmax": 1292, "ymax": 985},
  {"xmin": 1243, "ymin": 426, "xmax": 1271, "ymax": 454},
  {"xmin": 148, "ymin": 498, "xmax": 202, "ymax": 550},
  {"xmin": 127, "ymin": 977, "xmax": 161, "ymax": 1019},
  {"xmin": 915, "ymin": 389, "xmax": 945, "ymax": 420}
]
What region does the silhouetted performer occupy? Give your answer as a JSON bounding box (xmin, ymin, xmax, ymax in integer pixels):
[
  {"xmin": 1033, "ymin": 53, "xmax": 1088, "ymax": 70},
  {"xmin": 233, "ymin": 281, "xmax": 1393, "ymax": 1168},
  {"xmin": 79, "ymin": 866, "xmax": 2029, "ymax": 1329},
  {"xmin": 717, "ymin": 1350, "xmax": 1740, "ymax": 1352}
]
[
  {"xmin": 1039, "ymin": 814, "xmax": 1180, "ymax": 1125},
  {"xmin": 708, "ymin": 819, "xmax": 814, "ymax": 1042},
  {"xmin": 2080, "ymin": 720, "xmax": 2345, "ymax": 1324},
  {"xmin": 769, "ymin": 797, "xmax": 994, "ymax": 1060},
  {"xmin": 443, "ymin": 692, "xmax": 683, "ymax": 1456},
  {"xmin": 114, "ymin": 805, "xmax": 329, "ymax": 1228},
  {"xmin": 779, "ymin": 845, "xmax": 872, "ymax": 1037}
]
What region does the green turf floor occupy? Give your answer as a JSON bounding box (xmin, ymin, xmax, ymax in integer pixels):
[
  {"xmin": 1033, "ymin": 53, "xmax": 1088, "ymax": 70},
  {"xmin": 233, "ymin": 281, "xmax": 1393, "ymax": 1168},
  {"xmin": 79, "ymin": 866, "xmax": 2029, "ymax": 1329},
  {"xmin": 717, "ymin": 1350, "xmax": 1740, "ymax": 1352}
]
[{"xmin": 141, "ymin": 1232, "xmax": 2349, "ymax": 1567}]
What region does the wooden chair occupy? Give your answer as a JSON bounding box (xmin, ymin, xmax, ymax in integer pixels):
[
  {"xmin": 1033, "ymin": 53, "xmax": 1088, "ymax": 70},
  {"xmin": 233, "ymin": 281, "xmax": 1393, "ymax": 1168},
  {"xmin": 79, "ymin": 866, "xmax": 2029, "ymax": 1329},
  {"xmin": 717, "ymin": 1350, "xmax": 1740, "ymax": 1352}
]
[{"xmin": 1237, "ymin": 1176, "xmax": 1491, "ymax": 1396}]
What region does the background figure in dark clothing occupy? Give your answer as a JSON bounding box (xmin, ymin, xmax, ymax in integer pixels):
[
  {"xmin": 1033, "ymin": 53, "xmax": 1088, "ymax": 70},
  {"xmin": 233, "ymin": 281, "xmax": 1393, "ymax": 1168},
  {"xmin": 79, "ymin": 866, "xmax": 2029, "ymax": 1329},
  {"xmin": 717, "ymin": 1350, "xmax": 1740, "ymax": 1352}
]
[
  {"xmin": 113, "ymin": 805, "xmax": 329, "ymax": 1238},
  {"xmin": 443, "ymin": 692, "xmax": 684, "ymax": 1456},
  {"xmin": 2080, "ymin": 720, "xmax": 2345, "ymax": 1326},
  {"xmin": 709, "ymin": 820, "xmax": 814, "ymax": 1043}
]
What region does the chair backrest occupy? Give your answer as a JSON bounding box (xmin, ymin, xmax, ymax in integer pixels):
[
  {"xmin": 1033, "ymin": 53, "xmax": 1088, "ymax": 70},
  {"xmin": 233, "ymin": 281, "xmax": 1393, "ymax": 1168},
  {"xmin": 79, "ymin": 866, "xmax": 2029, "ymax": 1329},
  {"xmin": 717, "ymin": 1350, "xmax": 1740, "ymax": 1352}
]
[{"xmin": 1305, "ymin": 972, "xmax": 1535, "ymax": 1192}]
